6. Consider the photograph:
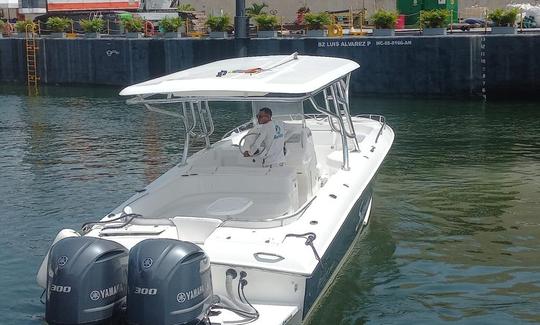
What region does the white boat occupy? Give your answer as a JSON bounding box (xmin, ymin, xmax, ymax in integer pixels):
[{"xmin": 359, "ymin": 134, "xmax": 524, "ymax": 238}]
[{"xmin": 37, "ymin": 53, "xmax": 394, "ymax": 325}]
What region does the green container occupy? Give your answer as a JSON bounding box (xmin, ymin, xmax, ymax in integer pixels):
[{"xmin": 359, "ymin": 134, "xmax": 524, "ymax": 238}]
[{"xmin": 397, "ymin": 0, "xmax": 458, "ymax": 26}]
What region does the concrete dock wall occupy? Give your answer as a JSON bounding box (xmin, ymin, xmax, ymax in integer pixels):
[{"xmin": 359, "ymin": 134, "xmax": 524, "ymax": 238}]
[{"xmin": 1, "ymin": 35, "xmax": 539, "ymax": 98}]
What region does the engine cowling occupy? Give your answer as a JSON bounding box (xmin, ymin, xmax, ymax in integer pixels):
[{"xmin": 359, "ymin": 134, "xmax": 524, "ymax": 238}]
[
  {"xmin": 127, "ymin": 238, "xmax": 213, "ymax": 325},
  {"xmin": 45, "ymin": 236, "xmax": 128, "ymax": 324}
]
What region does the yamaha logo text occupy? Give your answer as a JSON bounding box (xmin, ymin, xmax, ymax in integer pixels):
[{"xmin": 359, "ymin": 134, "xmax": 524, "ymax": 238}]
[
  {"xmin": 89, "ymin": 284, "xmax": 120, "ymax": 301},
  {"xmin": 176, "ymin": 284, "xmax": 205, "ymax": 303}
]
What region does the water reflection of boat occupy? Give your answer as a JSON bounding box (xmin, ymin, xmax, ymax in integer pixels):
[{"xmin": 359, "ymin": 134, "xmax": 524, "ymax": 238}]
[{"xmin": 37, "ymin": 53, "xmax": 394, "ymax": 325}]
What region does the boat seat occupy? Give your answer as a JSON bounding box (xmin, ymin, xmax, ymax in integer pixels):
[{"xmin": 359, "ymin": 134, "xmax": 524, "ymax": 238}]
[
  {"xmin": 206, "ymin": 197, "xmax": 254, "ymax": 216},
  {"xmin": 282, "ymin": 125, "xmax": 318, "ymax": 204},
  {"xmin": 283, "ymin": 122, "xmax": 303, "ymax": 144}
]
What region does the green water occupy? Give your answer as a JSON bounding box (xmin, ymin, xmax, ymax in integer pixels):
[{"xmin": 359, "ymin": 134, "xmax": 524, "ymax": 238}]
[{"xmin": 1, "ymin": 85, "xmax": 539, "ymax": 324}]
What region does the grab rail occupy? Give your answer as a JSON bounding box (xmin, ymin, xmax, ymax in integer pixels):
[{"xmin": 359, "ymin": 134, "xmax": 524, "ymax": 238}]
[
  {"xmin": 303, "ymin": 113, "xmax": 328, "ymax": 121},
  {"xmin": 219, "ymin": 195, "xmax": 317, "ymax": 228},
  {"xmin": 261, "ymin": 195, "xmax": 316, "ymax": 223},
  {"xmin": 355, "ymin": 114, "xmax": 386, "ymax": 144},
  {"xmin": 304, "ymin": 113, "xmax": 387, "ymax": 144}
]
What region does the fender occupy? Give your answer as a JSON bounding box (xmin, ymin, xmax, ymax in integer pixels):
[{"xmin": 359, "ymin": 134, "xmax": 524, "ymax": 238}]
[{"xmin": 144, "ymin": 20, "xmax": 154, "ymax": 37}]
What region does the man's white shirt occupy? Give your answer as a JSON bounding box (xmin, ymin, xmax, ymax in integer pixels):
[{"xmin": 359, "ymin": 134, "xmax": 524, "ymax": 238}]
[{"xmin": 246, "ymin": 120, "xmax": 286, "ymax": 166}]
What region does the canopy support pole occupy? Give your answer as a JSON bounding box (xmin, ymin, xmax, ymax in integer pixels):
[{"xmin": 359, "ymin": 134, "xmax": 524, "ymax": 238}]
[{"xmin": 307, "ymin": 74, "xmax": 358, "ymax": 170}]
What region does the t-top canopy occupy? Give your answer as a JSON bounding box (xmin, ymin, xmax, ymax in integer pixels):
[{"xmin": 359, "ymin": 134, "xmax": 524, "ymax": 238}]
[{"xmin": 119, "ymin": 53, "xmax": 359, "ymax": 98}]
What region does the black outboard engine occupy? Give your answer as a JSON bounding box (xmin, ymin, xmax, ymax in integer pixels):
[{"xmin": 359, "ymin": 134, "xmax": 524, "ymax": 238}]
[
  {"xmin": 46, "ymin": 236, "xmax": 128, "ymax": 324},
  {"xmin": 127, "ymin": 239, "xmax": 213, "ymax": 325}
]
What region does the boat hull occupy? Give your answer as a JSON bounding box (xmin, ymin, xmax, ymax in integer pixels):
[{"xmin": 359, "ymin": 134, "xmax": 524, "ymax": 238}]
[{"xmin": 302, "ymin": 183, "xmax": 373, "ymax": 318}]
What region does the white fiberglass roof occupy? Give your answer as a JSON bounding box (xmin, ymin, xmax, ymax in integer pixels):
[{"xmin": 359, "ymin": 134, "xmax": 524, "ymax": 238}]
[{"xmin": 119, "ymin": 54, "xmax": 359, "ymax": 98}]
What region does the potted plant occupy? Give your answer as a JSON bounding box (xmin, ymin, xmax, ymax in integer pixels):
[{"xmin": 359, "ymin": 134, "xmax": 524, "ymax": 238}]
[
  {"xmin": 206, "ymin": 15, "xmax": 231, "ymax": 38},
  {"xmin": 419, "ymin": 9, "xmax": 450, "ymax": 35},
  {"xmin": 304, "ymin": 12, "xmax": 331, "ymax": 37},
  {"xmin": 0, "ymin": 20, "xmax": 5, "ymax": 38},
  {"xmin": 79, "ymin": 18, "xmax": 105, "ymax": 38},
  {"xmin": 121, "ymin": 17, "xmax": 144, "ymax": 38},
  {"xmin": 371, "ymin": 9, "xmax": 398, "ymax": 36},
  {"xmin": 160, "ymin": 16, "xmax": 184, "ymax": 38},
  {"xmin": 488, "ymin": 8, "xmax": 520, "ymax": 34},
  {"xmin": 46, "ymin": 17, "xmax": 72, "ymax": 38},
  {"xmin": 254, "ymin": 13, "xmax": 278, "ymax": 38},
  {"xmin": 14, "ymin": 20, "xmax": 35, "ymax": 37},
  {"xmin": 246, "ymin": 2, "xmax": 268, "ymax": 17}
]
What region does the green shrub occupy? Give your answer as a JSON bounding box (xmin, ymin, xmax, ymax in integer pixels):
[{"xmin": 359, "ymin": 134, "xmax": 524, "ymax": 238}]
[
  {"xmin": 304, "ymin": 12, "xmax": 331, "ymax": 30},
  {"xmin": 46, "ymin": 17, "xmax": 72, "ymax": 33},
  {"xmin": 371, "ymin": 9, "xmax": 398, "ymax": 29},
  {"xmin": 488, "ymin": 8, "xmax": 520, "ymax": 27},
  {"xmin": 79, "ymin": 18, "xmax": 105, "ymax": 33},
  {"xmin": 419, "ymin": 9, "xmax": 450, "ymax": 28},
  {"xmin": 121, "ymin": 17, "xmax": 144, "ymax": 33},
  {"xmin": 0, "ymin": 20, "xmax": 5, "ymax": 30},
  {"xmin": 206, "ymin": 15, "xmax": 231, "ymax": 32},
  {"xmin": 177, "ymin": 3, "xmax": 195, "ymax": 11},
  {"xmin": 246, "ymin": 2, "xmax": 268, "ymax": 17},
  {"xmin": 160, "ymin": 16, "xmax": 183, "ymax": 32},
  {"xmin": 15, "ymin": 20, "xmax": 34, "ymax": 33},
  {"xmin": 254, "ymin": 13, "xmax": 278, "ymax": 31}
]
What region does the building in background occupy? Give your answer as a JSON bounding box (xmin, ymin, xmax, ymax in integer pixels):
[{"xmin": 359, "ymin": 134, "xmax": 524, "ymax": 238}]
[{"xmin": 0, "ymin": 0, "xmax": 19, "ymax": 20}]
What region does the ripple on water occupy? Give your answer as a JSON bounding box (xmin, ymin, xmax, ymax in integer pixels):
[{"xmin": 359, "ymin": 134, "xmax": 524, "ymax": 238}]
[{"xmin": 1, "ymin": 89, "xmax": 540, "ymax": 324}]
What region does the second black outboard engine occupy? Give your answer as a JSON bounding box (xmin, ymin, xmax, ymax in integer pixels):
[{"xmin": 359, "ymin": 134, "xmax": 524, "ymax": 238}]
[
  {"xmin": 127, "ymin": 239, "xmax": 213, "ymax": 325},
  {"xmin": 46, "ymin": 236, "xmax": 128, "ymax": 324}
]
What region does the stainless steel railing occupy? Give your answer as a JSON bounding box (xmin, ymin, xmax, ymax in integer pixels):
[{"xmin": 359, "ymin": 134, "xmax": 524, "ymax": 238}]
[{"xmin": 354, "ymin": 114, "xmax": 386, "ymax": 144}]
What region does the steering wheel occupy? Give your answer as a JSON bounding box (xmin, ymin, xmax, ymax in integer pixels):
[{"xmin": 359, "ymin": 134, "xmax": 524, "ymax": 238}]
[{"xmin": 239, "ymin": 132, "xmax": 266, "ymax": 157}]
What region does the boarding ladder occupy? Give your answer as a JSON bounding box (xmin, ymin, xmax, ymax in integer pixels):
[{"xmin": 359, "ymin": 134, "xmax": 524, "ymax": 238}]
[{"xmin": 25, "ymin": 23, "xmax": 39, "ymax": 94}]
